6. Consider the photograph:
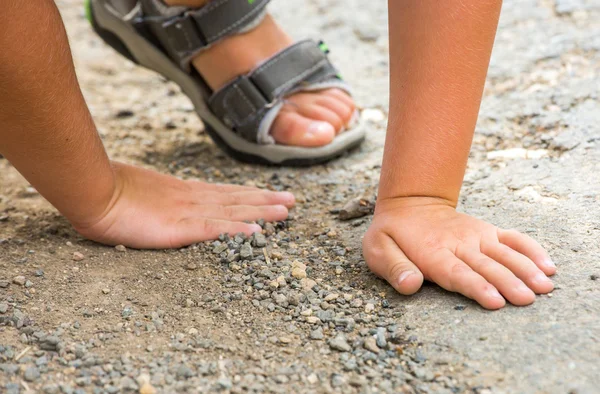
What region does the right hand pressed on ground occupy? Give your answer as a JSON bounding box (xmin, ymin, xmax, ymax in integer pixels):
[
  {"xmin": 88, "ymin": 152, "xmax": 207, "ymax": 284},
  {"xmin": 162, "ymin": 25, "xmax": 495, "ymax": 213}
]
[
  {"xmin": 362, "ymin": 196, "xmax": 557, "ymax": 309},
  {"xmin": 72, "ymin": 161, "xmax": 295, "ymax": 249}
]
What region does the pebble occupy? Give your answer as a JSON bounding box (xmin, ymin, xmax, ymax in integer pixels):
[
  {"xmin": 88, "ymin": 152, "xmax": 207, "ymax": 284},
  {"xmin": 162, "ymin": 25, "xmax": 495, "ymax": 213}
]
[
  {"xmin": 252, "ymin": 233, "xmax": 267, "ymax": 247},
  {"xmin": 324, "ymin": 293, "xmax": 339, "ymax": 302},
  {"xmin": 339, "ymin": 198, "xmax": 375, "ymax": 220},
  {"xmin": 240, "ymin": 243, "xmax": 253, "ymax": 260},
  {"xmin": 291, "ymin": 267, "xmax": 307, "ymax": 279},
  {"xmin": 72, "ymin": 252, "xmax": 84, "ymax": 261},
  {"xmin": 310, "ymin": 328, "xmax": 324, "ymax": 340},
  {"xmin": 24, "ymin": 366, "xmax": 40, "ymax": 382},
  {"xmin": 306, "ymin": 316, "xmax": 320, "ymax": 324},
  {"xmin": 139, "ymin": 383, "xmax": 157, "ymax": 394},
  {"xmin": 13, "ymin": 276, "xmax": 26, "ymax": 286},
  {"xmin": 300, "ymin": 278, "xmax": 317, "ymax": 291},
  {"xmin": 185, "ymin": 262, "xmax": 197, "ymax": 271},
  {"xmin": 102, "ymin": 288, "xmax": 110, "ymax": 295},
  {"xmin": 365, "ymin": 303, "xmax": 375, "ymax": 313},
  {"xmin": 115, "ymin": 245, "xmax": 127, "ymax": 252},
  {"xmin": 0, "ymin": 280, "xmax": 9, "ymax": 288},
  {"xmin": 364, "ymin": 336, "xmax": 380, "ymax": 353},
  {"xmin": 0, "ymin": 302, "xmax": 8, "ymax": 313},
  {"xmin": 329, "ymin": 333, "xmax": 351, "ymax": 352},
  {"xmin": 590, "ymin": 274, "xmax": 598, "ymax": 281}
]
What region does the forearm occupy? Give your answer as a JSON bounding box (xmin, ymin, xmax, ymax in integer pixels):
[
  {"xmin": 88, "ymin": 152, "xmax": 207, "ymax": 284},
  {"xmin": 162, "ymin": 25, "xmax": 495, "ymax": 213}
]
[
  {"xmin": 0, "ymin": 0, "xmax": 115, "ymax": 225},
  {"xmin": 379, "ymin": 0, "xmax": 502, "ymax": 205}
]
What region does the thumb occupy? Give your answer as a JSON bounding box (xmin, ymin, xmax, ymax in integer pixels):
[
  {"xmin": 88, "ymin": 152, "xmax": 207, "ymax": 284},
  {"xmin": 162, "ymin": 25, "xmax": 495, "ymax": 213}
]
[{"xmin": 362, "ymin": 231, "xmax": 424, "ymax": 295}]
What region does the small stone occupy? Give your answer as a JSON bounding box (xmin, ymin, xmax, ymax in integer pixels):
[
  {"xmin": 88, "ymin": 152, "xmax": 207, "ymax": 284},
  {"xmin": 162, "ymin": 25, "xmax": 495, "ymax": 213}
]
[
  {"xmin": 291, "ymin": 267, "xmax": 307, "ymax": 279},
  {"xmin": 139, "ymin": 383, "xmax": 157, "ymax": 394},
  {"xmin": 300, "ymin": 309, "xmax": 313, "ymax": 316},
  {"xmin": 324, "ymin": 293, "xmax": 339, "ymax": 302},
  {"xmin": 115, "ymin": 245, "xmax": 127, "ymax": 252},
  {"xmin": 591, "ymin": 274, "xmax": 599, "ymax": 281},
  {"xmin": 334, "ymin": 267, "xmax": 344, "ymax": 275},
  {"xmin": 176, "ymin": 364, "xmax": 195, "ymax": 379},
  {"xmin": 279, "ymin": 336, "xmax": 292, "ymax": 344},
  {"xmin": 188, "ymin": 328, "xmax": 199, "ymax": 336},
  {"xmin": 240, "ymin": 243, "xmax": 253, "ymax": 260},
  {"xmin": 300, "ymin": 278, "xmax": 317, "ymax": 291},
  {"xmin": 0, "ymin": 302, "xmax": 8, "ymax": 313},
  {"xmin": 307, "ymin": 373, "xmax": 319, "ymax": 385},
  {"xmin": 329, "ymin": 333, "xmax": 351, "ymax": 352},
  {"xmin": 72, "ymin": 252, "xmax": 84, "ymax": 261},
  {"xmin": 339, "ymin": 198, "xmax": 374, "ymax": 220},
  {"xmin": 268, "ymin": 280, "xmax": 279, "ymax": 289},
  {"xmin": 364, "ymin": 303, "xmax": 375, "ymax": 313},
  {"xmin": 121, "ymin": 307, "xmax": 133, "ymax": 318},
  {"xmin": 306, "ymin": 316, "xmax": 320, "ymax": 324},
  {"xmin": 24, "ymin": 366, "xmax": 40, "ymax": 382},
  {"xmin": 42, "ymin": 384, "xmax": 60, "ymax": 394},
  {"xmin": 364, "ymin": 336, "xmax": 379, "ymax": 353},
  {"xmin": 12, "ymin": 276, "xmax": 26, "ymax": 286},
  {"xmin": 310, "ymin": 328, "xmax": 324, "ymax": 340},
  {"xmin": 0, "ymin": 280, "xmax": 9, "ymax": 288},
  {"xmin": 454, "ymin": 305, "xmax": 467, "ymax": 311},
  {"xmin": 102, "ymin": 288, "xmax": 110, "ymax": 295},
  {"xmin": 252, "ymin": 233, "xmax": 267, "ymax": 247},
  {"xmin": 185, "ymin": 299, "xmax": 195, "ymax": 308},
  {"xmin": 185, "ymin": 263, "xmax": 197, "ymax": 271},
  {"xmin": 350, "ymin": 298, "xmax": 363, "ymax": 308}
]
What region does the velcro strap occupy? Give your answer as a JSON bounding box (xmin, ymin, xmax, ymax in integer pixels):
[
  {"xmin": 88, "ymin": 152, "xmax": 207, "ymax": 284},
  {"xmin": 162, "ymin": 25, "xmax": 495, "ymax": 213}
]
[
  {"xmin": 208, "ymin": 40, "xmax": 340, "ymax": 142},
  {"xmin": 145, "ymin": 0, "xmax": 270, "ymax": 70}
]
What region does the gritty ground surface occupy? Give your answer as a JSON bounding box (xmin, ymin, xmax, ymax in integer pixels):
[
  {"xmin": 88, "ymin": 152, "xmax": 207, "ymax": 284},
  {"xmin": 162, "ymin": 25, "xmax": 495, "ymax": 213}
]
[{"xmin": 1, "ymin": 1, "xmax": 599, "ymax": 393}]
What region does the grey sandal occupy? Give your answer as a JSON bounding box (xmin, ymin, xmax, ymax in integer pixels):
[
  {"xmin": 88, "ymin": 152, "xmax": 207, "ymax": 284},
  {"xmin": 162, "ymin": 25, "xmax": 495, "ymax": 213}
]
[{"xmin": 86, "ymin": 0, "xmax": 366, "ymax": 166}]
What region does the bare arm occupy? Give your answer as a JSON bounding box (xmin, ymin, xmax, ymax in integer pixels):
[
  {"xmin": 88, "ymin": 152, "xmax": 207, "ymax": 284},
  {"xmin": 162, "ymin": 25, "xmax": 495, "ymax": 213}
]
[
  {"xmin": 363, "ymin": 0, "xmax": 556, "ymax": 309},
  {"xmin": 380, "ymin": 0, "xmax": 501, "ymax": 204},
  {"xmin": 0, "ymin": 0, "xmax": 293, "ymax": 248},
  {"xmin": 0, "ymin": 0, "xmax": 115, "ymax": 225}
]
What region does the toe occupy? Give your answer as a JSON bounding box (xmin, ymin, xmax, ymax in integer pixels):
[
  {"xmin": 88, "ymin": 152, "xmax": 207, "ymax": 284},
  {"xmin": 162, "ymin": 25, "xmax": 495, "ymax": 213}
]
[
  {"xmin": 296, "ymin": 103, "xmax": 345, "ymax": 133},
  {"xmin": 270, "ymin": 111, "xmax": 336, "ymax": 147},
  {"xmin": 314, "ymin": 96, "xmax": 355, "ymax": 132}
]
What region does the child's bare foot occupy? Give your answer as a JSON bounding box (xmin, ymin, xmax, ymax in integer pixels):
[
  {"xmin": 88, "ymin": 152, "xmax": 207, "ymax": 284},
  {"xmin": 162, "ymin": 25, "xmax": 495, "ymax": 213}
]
[
  {"xmin": 362, "ymin": 197, "xmax": 556, "ymax": 310},
  {"xmin": 181, "ymin": 6, "xmax": 356, "ymax": 147},
  {"xmin": 73, "ymin": 162, "xmax": 295, "ymax": 249}
]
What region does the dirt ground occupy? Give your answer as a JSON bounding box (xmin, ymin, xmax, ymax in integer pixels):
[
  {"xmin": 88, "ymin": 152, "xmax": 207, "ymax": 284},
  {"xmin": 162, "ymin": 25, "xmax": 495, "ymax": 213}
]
[{"xmin": 1, "ymin": 1, "xmax": 599, "ymax": 393}]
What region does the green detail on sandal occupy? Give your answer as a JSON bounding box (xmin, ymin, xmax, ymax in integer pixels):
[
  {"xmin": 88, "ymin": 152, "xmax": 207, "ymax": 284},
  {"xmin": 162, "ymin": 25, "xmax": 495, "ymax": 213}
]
[
  {"xmin": 248, "ymin": 0, "xmax": 256, "ymax": 4},
  {"xmin": 84, "ymin": 0, "xmax": 92, "ymax": 24},
  {"xmin": 319, "ymin": 42, "xmax": 329, "ymax": 53}
]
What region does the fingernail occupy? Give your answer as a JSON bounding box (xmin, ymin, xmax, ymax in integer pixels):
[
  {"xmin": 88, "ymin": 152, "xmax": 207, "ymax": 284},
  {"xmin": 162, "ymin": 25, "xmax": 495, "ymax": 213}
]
[
  {"xmin": 533, "ymin": 272, "xmax": 552, "ymax": 285},
  {"xmin": 543, "ymin": 259, "xmax": 556, "ymax": 268},
  {"xmin": 397, "ymin": 271, "xmax": 414, "ymax": 286},
  {"xmin": 307, "ymin": 121, "xmax": 333, "ymax": 136},
  {"xmin": 487, "ymin": 287, "xmax": 504, "ymax": 300}
]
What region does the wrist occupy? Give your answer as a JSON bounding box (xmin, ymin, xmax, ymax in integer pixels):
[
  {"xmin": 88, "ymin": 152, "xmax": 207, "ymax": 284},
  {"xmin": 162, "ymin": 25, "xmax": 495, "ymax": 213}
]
[
  {"xmin": 65, "ymin": 161, "xmax": 121, "ymax": 230},
  {"xmin": 374, "ymin": 195, "xmax": 457, "ymax": 216}
]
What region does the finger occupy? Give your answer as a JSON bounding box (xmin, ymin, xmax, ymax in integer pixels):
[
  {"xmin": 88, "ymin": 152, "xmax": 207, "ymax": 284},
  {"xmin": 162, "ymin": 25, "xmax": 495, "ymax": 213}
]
[
  {"xmin": 424, "ymin": 249, "xmax": 506, "ymax": 310},
  {"xmin": 483, "ymin": 242, "xmax": 554, "ymax": 295},
  {"xmin": 498, "ymin": 229, "xmax": 556, "ymax": 275},
  {"xmin": 362, "ymin": 232, "xmax": 424, "ymax": 295},
  {"xmin": 188, "ymin": 181, "xmax": 261, "ymax": 193},
  {"xmin": 171, "ymin": 218, "xmax": 262, "ymax": 248},
  {"xmin": 193, "ymin": 190, "xmax": 295, "ymax": 208},
  {"xmin": 190, "ymin": 204, "xmax": 289, "ymax": 223},
  {"xmin": 458, "ymin": 248, "xmax": 536, "ymax": 306}
]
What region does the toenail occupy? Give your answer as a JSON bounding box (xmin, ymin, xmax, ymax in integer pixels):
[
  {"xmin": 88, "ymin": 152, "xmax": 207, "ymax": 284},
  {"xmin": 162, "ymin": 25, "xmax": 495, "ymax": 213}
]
[
  {"xmin": 307, "ymin": 121, "xmax": 332, "ymax": 135},
  {"xmin": 532, "ymin": 272, "xmax": 552, "ymax": 285},
  {"xmin": 397, "ymin": 271, "xmax": 415, "ymax": 286}
]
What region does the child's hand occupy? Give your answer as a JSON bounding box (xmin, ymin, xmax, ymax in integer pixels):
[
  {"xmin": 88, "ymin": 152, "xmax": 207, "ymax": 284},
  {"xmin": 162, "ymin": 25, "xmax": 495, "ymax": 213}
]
[
  {"xmin": 362, "ymin": 197, "xmax": 556, "ymax": 309},
  {"xmin": 73, "ymin": 162, "xmax": 295, "ymax": 249}
]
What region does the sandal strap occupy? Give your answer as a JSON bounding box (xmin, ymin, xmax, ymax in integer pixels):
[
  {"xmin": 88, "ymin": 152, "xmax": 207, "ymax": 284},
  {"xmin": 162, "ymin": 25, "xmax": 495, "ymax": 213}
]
[
  {"xmin": 208, "ymin": 40, "xmax": 341, "ymax": 143},
  {"xmin": 141, "ymin": 0, "xmax": 270, "ymax": 71}
]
